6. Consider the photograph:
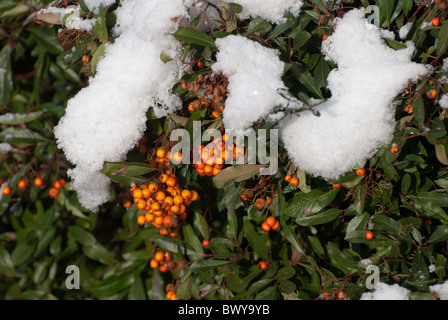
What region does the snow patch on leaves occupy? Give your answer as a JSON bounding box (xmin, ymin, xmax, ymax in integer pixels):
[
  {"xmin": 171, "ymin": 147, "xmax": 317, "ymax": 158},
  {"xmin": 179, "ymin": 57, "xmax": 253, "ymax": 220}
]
[
  {"xmin": 54, "ymin": 0, "xmax": 187, "ymax": 211},
  {"xmin": 280, "ymin": 9, "xmax": 429, "ymax": 180},
  {"xmin": 212, "ymin": 35, "xmax": 288, "ymax": 131}
]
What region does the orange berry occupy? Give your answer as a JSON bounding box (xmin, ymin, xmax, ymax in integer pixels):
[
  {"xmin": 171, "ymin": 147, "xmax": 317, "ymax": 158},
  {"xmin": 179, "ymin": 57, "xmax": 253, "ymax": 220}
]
[
  {"xmin": 123, "ymin": 199, "xmax": 132, "ymax": 208},
  {"xmin": 171, "ymin": 151, "xmax": 183, "ymax": 163},
  {"xmin": 151, "ymin": 202, "xmax": 161, "ymax": 211},
  {"xmin": 148, "ymin": 183, "xmax": 158, "ymax": 193},
  {"xmin": 136, "ymin": 199, "xmax": 147, "ymax": 210},
  {"xmin": 173, "ymin": 195, "xmax": 183, "ymax": 205},
  {"xmin": 133, "ymin": 188, "xmax": 143, "ymax": 199},
  {"xmin": 212, "ymin": 166, "xmax": 221, "ymax": 176},
  {"xmin": 181, "ymin": 189, "xmax": 191, "ymax": 200},
  {"xmin": 2, "ymin": 185, "xmax": 11, "ymax": 196},
  {"xmin": 154, "ymin": 216, "xmax": 163, "ymax": 226},
  {"xmin": 82, "ymin": 54, "xmax": 89, "ymax": 64},
  {"xmin": 145, "ymin": 213, "xmax": 155, "ymax": 223},
  {"xmin": 169, "ymin": 229, "xmax": 179, "ymax": 238},
  {"xmin": 159, "ymin": 264, "xmax": 168, "ymax": 272},
  {"xmin": 431, "ymin": 17, "xmax": 440, "ymax": 26},
  {"xmin": 234, "ymin": 146, "xmax": 244, "ymax": 159},
  {"xmin": 391, "ymin": 145, "xmax": 399, "ymax": 154},
  {"xmin": 159, "ymin": 228, "xmax": 169, "ymax": 236},
  {"xmin": 137, "ymin": 214, "xmax": 146, "ymax": 225},
  {"xmin": 271, "ymin": 220, "xmax": 280, "ymax": 230},
  {"xmin": 190, "ymin": 190, "xmax": 199, "ymax": 201},
  {"xmin": 170, "ymin": 205, "xmax": 180, "ymax": 214},
  {"xmin": 164, "ymin": 196, "xmax": 174, "ymax": 207},
  {"xmin": 365, "ymin": 231, "xmax": 373, "ymax": 240},
  {"xmin": 150, "ymin": 259, "xmax": 159, "ymax": 269},
  {"xmin": 332, "ymin": 184, "xmax": 341, "ymax": 189},
  {"xmin": 266, "ymin": 216, "xmax": 276, "ymax": 227},
  {"xmin": 59, "ymin": 179, "xmax": 66, "ymax": 187},
  {"xmin": 195, "ymin": 161, "xmax": 206, "ymax": 170},
  {"xmin": 163, "ymin": 215, "xmax": 173, "ymax": 227},
  {"xmin": 155, "ymin": 191, "xmax": 166, "ymax": 202},
  {"xmin": 322, "ymin": 34, "xmax": 328, "ymax": 40},
  {"xmin": 156, "ymin": 147, "xmax": 166, "ymax": 158},
  {"xmin": 166, "ymin": 177, "xmax": 177, "ymax": 187},
  {"xmin": 261, "ymin": 222, "xmax": 271, "ymax": 232},
  {"xmin": 404, "ymin": 104, "xmax": 413, "ymax": 113},
  {"xmin": 154, "ymin": 251, "xmax": 165, "ymax": 262},
  {"xmin": 179, "ymin": 204, "xmax": 187, "ymax": 213},
  {"xmin": 204, "ymin": 165, "xmax": 213, "ymax": 176},
  {"xmin": 211, "ymin": 110, "xmax": 220, "ymax": 118},
  {"xmin": 284, "ymin": 175, "xmax": 292, "ymax": 182},
  {"xmin": 48, "ymin": 187, "xmax": 59, "ymax": 198},
  {"xmin": 258, "ymin": 261, "xmax": 267, "ymax": 269},
  {"xmin": 197, "ymin": 60, "xmax": 204, "ymax": 68},
  {"xmin": 142, "ymin": 188, "xmax": 151, "ymax": 198},
  {"xmin": 356, "ymin": 168, "xmax": 365, "ymax": 176},
  {"xmin": 18, "ymin": 179, "xmax": 27, "ymax": 189},
  {"xmin": 202, "ymin": 239, "xmax": 210, "ymax": 247},
  {"xmin": 34, "ymin": 177, "xmax": 44, "ymax": 187},
  {"xmin": 159, "ymin": 174, "xmax": 169, "ymax": 184},
  {"xmin": 290, "ymin": 177, "xmax": 299, "ymax": 186}
]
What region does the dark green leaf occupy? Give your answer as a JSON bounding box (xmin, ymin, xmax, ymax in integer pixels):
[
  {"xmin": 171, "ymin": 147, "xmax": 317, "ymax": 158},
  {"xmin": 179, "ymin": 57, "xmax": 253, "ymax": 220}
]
[{"xmin": 174, "ymin": 27, "xmax": 216, "ymax": 47}]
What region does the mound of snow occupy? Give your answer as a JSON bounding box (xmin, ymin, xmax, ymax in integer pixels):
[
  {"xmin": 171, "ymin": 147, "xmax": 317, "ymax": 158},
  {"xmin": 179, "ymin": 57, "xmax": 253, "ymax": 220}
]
[
  {"xmin": 360, "ymin": 282, "xmax": 411, "ymax": 300},
  {"xmin": 54, "ymin": 0, "xmax": 187, "ymax": 211},
  {"xmin": 212, "ymin": 35, "xmax": 288, "ymax": 131},
  {"xmin": 280, "ymin": 8, "xmax": 429, "ymax": 180}
]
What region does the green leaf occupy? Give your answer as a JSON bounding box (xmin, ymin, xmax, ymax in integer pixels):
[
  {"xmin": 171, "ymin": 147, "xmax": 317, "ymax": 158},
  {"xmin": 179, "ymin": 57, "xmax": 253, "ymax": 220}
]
[
  {"xmin": 247, "ymin": 279, "xmax": 273, "ymax": 297},
  {"xmin": 277, "ymin": 266, "xmax": 295, "ymax": 281},
  {"xmin": 93, "ymin": 6, "xmax": 108, "ymax": 43},
  {"xmin": 309, "ymin": 0, "xmax": 330, "ymax": 14},
  {"xmin": 372, "ymin": 214, "xmax": 403, "ymax": 237},
  {"xmin": 299, "ymin": 74, "xmax": 323, "ymax": 98},
  {"xmin": 247, "ymin": 18, "xmax": 272, "ymax": 33},
  {"xmin": 436, "ymin": 21, "xmax": 448, "ymax": 57},
  {"xmin": 11, "ymin": 243, "xmax": 35, "ymax": 266},
  {"xmin": 295, "ymin": 208, "xmax": 341, "ymax": 226},
  {"xmin": 101, "ymin": 161, "xmax": 155, "ymax": 186},
  {"xmin": 68, "ymin": 225, "xmax": 96, "ymax": 246},
  {"xmin": 193, "ymin": 212, "xmax": 209, "ymax": 240},
  {"xmin": 326, "ymin": 242, "xmax": 359, "ymax": 274},
  {"xmin": 280, "ymin": 217, "xmax": 305, "ymax": 255},
  {"xmin": 428, "ymin": 225, "xmax": 448, "ymax": 243},
  {"xmin": 411, "ymin": 252, "xmax": 430, "ymax": 288},
  {"xmin": 413, "ymin": 95, "xmax": 425, "ymax": 125},
  {"xmin": 213, "ymin": 164, "xmax": 263, "ymax": 189},
  {"xmin": 435, "ymin": 144, "xmax": 448, "ymax": 165},
  {"xmin": 0, "ymin": 127, "xmax": 46, "ymax": 143},
  {"xmin": 182, "ymin": 224, "xmax": 204, "ymax": 259},
  {"xmin": 285, "ymin": 188, "xmax": 339, "ymax": 218},
  {"xmin": 190, "ymin": 259, "xmax": 229, "ymax": 272},
  {"xmin": 173, "ymin": 27, "xmax": 216, "ymax": 47},
  {"xmin": 83, "ymin": 243, "xmax": 118, "ymax": 265},
  {"xmin": 28, "ymin": 26, "xmax": 63, "ymax": 55},
  {"xmin": 0, "ymin": 243, "xmax": 14, "ymax": 277},
  {"xmin": 245, "ymin": 228, "xmax": 269, "ymax": 261},
  {"xmin": 0, "ymin": 44, "xmax": 13, "ymax": 106},
  {"xmin": 177, "ymin": 274, "xmax": 193, "ymax": 300},
  {"xmin": 92, "ymin": 271, "xmax": 137, "ymax": 298},
  {"xmin": 293, "ymin": 31, "xmax": 312, "ymax": 50},
  {"xmin": 410, "ymin": 292, "xmax": 436, "ymax": 300},
  {"xmin": 307, "ymin": 236, "xmax": 325, "ymax": 256},
  {"xmin": 128, "ymin": 276, "xmax": 147, "ymax": 300},
  {"xmin": 91, "ymin": 43, "xmax": 106, "ymax": 74}
]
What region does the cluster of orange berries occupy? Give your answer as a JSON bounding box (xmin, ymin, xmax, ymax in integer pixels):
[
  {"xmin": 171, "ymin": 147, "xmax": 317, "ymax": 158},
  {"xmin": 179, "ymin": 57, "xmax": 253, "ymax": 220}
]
[
  {"xmin": 404, "ymin": 104, "xmax": 414, "ymax": 114},
  {"xmin": 130, "ymin": 174, "xmax": 198, "ymax": 236},
  {"xmin": 182, "ymin": 74, "xmax": 227, "ymax": 119},
  {"xmin": 165, "ymin": 284, "xmax": 179, "ymax": 300},
  {"xmin": 284, "ymin": 174, "xmax": 299, "ymax": 186},
  {"xmin": 193, "ymin": 135, "xmax": 244, "ymax": 177},
  {"xmin": 261, "ymin": 216, "xmax": 280, "ymax": 232},
  {"xmin": 1, "ymin": 177, "xmax": 65, "ymax": 198},
  {"xmin": 149, "ymin": 250, "xmax": 183, "ymax": 274}
]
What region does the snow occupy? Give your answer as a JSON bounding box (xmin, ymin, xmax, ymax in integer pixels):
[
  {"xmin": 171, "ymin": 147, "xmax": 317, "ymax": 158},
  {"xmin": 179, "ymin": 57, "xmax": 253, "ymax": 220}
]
[
  {"xmin": 420, "ymin": 21, "xmax": 432, "ymax": 30},
  {"xmin": 439, "ymin": 93, "xmax": 448, "ymax": 109},
  {"xmin": 428, "ymin": 264, "xmax": 435, "ymax": 273},
  {"xmin": 430, "ymin": 281, "xmax": 448, "ymax": 300},
  {"xmin": 399, "ymin": 22, "xmax": 413, "ymax": 39},
  {"xmin": 360, "ymin": 282, "xmax": 411, "ymax": 300},
  {"xmin": 83, "ymin": 0, "xmax": 116, "ymax": 12},
  {"xmin": 280, "ymin": 9, "xmax": 428, "ymax": 180},
  {"xmin": 212, "ymin": 35, "xmax": 288, "ymax": 131},
  {"xmin": 442, "ymin": 58, "xmax": 448, "ymax": 72},
  {"xmin": 0, "ymin": 143, "xmax": 17, "ymax": 155},
  {"xmin": 38, "ymin": 5, "xmax": 95, "ymax": 31},
  {"xmin": 54, "ymin": 0, "xmax": 187, "ymax": 211},
  {"xmin": 221, "ymin": 0, "xmax": 303, "ymax": 24}
]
